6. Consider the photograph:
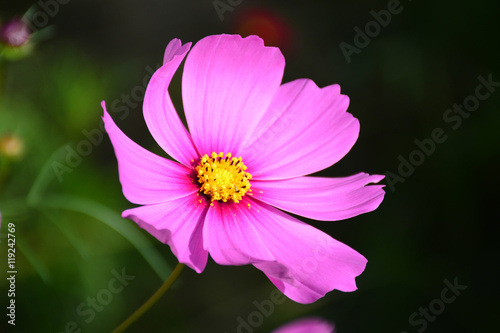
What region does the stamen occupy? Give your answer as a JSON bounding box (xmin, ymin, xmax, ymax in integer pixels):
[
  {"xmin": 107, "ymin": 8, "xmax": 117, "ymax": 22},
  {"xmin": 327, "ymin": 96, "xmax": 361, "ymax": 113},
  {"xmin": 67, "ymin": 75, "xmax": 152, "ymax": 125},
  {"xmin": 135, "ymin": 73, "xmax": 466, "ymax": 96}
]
[{"xmin": 196, "ymin": 152, "xmax": 252, "ymax": 203}]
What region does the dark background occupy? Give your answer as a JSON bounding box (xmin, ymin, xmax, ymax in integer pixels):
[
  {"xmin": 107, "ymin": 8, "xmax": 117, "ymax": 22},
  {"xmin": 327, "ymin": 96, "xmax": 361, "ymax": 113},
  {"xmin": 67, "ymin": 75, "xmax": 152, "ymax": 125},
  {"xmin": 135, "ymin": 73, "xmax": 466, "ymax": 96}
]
[{"xmin": 1, "ymin": 0, "xmax": 499, "ymax": 332}]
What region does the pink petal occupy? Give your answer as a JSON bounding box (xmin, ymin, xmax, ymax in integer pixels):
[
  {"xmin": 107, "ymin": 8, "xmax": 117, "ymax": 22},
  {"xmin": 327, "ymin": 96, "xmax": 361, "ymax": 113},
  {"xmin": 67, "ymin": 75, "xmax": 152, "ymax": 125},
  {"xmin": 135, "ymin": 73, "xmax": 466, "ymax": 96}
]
[
  {"xmin": 143, "ymin": 38, "xmax": 199, "ymax": 167},
  {"xmin": 247, "ymin": 198, "xmax": 367, "ymax": 304},
  {"xmin": 202, "ymin": 200, "xmax": 275, "ymax": 265},
  {"xmin": 102, "ymin": 103, "xmax": 198, "ymax": 205},
  {"xmin": 182, "ymin": 34, "xmax": 285, "ymax": 156},
  {"xmin": 244, "ymin": 79, "xmax": 359, "ymax": 180},
  {"xmin": 252, "ymin": 173, "xmax": 385, "ymax": 221},
  {"xmin": 123, "ymin": 195, "xmax": 209, "ymax": 273}
]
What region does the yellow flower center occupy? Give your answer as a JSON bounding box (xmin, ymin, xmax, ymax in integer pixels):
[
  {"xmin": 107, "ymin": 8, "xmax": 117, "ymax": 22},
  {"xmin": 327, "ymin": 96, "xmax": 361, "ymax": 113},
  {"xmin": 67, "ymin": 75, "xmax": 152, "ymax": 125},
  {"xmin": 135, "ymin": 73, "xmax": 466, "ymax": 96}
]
[{"xmin": 196, "ymin": 152, "xmax": 252, "ymax": 203}]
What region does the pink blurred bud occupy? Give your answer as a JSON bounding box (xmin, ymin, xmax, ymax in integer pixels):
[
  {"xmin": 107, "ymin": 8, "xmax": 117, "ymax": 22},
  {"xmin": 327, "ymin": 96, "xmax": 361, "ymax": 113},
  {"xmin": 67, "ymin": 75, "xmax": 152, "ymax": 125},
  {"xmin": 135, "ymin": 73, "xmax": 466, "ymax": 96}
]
[
  {"xmin": 0, "ymin": 18, "xmax": 31, "ymax": 47},
  {"xmin": 272, "ymin": 317, "xmax": 336, "ymax": 333}
]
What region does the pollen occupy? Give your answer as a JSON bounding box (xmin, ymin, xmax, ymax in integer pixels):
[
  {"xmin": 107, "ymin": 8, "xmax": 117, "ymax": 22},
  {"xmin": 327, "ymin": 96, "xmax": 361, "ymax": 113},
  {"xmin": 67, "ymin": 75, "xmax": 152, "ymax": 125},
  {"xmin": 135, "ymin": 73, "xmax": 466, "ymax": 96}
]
[{"xmin": 196, "ymin": 152, "xmax": 252, "ymax": 203}]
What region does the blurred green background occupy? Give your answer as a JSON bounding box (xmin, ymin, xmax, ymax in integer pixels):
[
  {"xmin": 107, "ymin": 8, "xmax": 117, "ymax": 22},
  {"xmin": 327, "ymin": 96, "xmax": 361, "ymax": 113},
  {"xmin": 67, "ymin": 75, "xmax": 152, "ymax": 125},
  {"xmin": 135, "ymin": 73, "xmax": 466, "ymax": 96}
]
[{"xmin": 1, "ymin": 0, "xmax": 499, "ymax": 332}]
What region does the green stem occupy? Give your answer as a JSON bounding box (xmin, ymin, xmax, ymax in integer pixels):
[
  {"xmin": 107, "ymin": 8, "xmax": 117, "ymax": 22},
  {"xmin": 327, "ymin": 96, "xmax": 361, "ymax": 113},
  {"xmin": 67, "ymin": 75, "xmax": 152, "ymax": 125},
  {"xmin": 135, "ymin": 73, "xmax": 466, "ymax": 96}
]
[{"xmin": 112, "ymin": 263, "xmax": 185, "ymax": 333}]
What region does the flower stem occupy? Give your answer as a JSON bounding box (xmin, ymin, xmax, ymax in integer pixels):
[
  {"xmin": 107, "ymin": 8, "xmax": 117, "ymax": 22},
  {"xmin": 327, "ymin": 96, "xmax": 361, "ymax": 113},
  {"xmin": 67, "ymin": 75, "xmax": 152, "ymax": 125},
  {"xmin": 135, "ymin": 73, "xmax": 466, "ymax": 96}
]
[{"xmin": 112, "ymin": 262, "xmax": 185, "ymax": 333}]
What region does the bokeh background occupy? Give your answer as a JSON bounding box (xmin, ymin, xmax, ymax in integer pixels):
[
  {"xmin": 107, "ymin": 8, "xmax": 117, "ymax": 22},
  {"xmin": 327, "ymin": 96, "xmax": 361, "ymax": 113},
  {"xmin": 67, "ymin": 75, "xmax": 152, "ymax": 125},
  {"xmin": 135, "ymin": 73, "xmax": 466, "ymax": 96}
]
[{"xmin": 1, "ymin": 0, "xmax": 499, "ymax": 332}]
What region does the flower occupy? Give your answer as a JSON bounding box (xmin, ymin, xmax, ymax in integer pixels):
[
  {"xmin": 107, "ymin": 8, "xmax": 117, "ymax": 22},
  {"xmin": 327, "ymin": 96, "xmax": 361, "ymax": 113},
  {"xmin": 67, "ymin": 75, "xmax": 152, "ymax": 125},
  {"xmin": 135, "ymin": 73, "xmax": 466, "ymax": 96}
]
[
  {"xmin": 102, "ymin": 34, "xmax": 385, "ymax": 304},
  {"xmin": 272, "ymin": 317, "xmax": 335, "ymax": 333},
  {"xmin": 0, "ymin": 18, "xmax": 30, "ymax": 47}
]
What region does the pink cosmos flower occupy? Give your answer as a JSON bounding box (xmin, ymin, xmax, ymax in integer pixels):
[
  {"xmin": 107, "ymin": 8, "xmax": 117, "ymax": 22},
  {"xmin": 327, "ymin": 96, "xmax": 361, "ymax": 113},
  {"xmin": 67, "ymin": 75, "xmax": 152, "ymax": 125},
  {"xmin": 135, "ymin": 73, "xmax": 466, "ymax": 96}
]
[
  {"xmin": 102, "ymin": 34, "xmax": 385, "ymax": 304},
  {"xmin": 272, "ymin": 317, "xmax": 335, "ymax": 333}
]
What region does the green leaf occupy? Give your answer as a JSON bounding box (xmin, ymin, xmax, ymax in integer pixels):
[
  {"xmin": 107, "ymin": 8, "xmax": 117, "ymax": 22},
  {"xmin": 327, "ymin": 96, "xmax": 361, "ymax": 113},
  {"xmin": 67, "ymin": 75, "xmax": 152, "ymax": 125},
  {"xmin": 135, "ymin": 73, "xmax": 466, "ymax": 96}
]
[
  {"xmin": 37, "ymin": 194, "xmax": 171, "ymax": 281},
  {"xmin": 42, "ymin": 210, "xmax": 91, "ymax": 260},
  {"xmin": 16, "ymin": 236, "xmax": 51, "ymax": 284},
  {"xmin": 27, "ymin": 144, "xmax": 69, "ymax": 205}
]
